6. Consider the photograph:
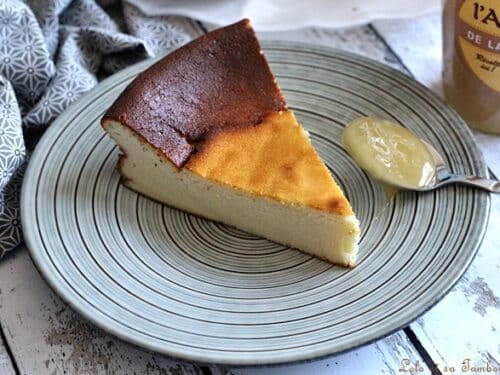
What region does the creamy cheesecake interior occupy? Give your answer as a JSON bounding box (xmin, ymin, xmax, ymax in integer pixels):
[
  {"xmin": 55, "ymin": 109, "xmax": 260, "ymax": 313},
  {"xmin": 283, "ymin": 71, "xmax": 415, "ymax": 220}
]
[
  {"xmin": 101, "ymin": 19, "xmax": 360, "ymax": 267},
  {"xmin": 103, "ymin": 119, "xmax": 360, "ymax": 267}
]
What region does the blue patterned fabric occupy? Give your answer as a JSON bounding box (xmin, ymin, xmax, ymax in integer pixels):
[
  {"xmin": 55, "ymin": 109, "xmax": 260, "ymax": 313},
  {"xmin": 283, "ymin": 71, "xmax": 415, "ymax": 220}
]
[{"xmin": 0, "ymin": 0, "xmax": 195, "ymax": 258}]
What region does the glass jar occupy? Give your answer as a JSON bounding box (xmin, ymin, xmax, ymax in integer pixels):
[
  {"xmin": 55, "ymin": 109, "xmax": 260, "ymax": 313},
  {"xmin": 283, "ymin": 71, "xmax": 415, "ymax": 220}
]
[{"xmin": 443, "ymin": 0, "xmax": 500, "ymax": 134}]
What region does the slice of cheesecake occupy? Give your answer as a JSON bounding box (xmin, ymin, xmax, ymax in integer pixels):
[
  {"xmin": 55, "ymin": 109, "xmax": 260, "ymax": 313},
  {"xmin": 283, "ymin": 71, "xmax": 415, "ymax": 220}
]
[{"xmin": 102, "ymin": 19, "xmax": 360, "ymax": 267}]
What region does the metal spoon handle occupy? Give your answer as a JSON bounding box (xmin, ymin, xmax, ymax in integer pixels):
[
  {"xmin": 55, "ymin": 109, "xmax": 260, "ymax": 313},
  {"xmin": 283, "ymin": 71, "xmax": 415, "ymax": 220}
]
[{"xmin": 438, "ymin": 175, "xmax": 500, "ymax": 193}]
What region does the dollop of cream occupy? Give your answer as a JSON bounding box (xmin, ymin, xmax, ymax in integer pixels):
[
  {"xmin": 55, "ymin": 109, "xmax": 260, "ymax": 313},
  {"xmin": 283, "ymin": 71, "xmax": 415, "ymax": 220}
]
[{"xmin": 342, "ymin": 117, "xmax": 436, "ymax": 189}]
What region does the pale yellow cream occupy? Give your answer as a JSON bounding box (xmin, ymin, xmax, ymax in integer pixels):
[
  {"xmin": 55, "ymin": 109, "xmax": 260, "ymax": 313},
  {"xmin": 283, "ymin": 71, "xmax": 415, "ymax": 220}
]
[{"xmin": 342, "ymin": 117, "xmax": 436, "ymax": 190}]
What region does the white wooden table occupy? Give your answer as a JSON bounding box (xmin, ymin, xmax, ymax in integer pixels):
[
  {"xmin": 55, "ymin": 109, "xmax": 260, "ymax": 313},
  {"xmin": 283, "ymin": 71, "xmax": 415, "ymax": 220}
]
[{"xmin": 1, "ymin": 12, "xmax": 499, "ymax": 375}]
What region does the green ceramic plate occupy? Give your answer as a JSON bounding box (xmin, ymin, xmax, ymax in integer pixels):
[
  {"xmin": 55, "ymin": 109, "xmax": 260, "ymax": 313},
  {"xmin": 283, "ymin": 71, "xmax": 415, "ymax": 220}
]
[{"xmin": 21, "ymin": 42, "xmax": 490, "ymax": 365}]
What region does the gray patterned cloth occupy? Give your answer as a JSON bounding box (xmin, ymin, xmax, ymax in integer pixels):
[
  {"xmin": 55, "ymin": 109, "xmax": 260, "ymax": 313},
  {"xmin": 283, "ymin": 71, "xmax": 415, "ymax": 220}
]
[{"xmin": 0, "ymin": 0, "xmax": 198, "ymax": 258}]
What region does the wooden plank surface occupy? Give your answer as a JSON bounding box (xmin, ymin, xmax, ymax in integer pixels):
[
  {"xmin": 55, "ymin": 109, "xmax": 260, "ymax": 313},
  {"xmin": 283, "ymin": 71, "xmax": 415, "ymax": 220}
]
[
  {"xmin": 410, "ymin": 195, "xmax": 500, "ymax": 371},
  {"xmin": 0, "ymin": 248, "xmax": 204, "ymax": 375},
  {"xmin": 0, "ymin": 330, "xmax": 15, "ymax": 375},
  {"xmin": 372, "ymin": 13, "xmax": 443, "ymax": 95},
  {"xmin": 473, "ymin": 131, "xmax": 500, "ymax": 177},
  {"xmin": 218, "ymin": 333, "xmax": 432, "ymax": 375},
  {"xmin": 373, "ymin": 13, "xmax": 500, "ymax": 371}
]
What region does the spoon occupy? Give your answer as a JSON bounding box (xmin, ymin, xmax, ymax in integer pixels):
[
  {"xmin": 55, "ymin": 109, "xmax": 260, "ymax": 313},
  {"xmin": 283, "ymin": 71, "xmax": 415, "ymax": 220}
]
[
  {"xmin": 342, "ymin": 117, "xmax": 499, "ymax": 193},
  {"xmin": 419, "ymin": 140, "xmax": 499, "ymax": 193}
]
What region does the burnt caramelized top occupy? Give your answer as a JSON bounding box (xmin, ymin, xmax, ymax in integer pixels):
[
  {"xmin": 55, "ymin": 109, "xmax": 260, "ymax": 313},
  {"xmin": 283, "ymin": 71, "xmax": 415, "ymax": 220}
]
[{"xmin": 102, "ymin": 19, "xmax": 287, "ymax": 167}]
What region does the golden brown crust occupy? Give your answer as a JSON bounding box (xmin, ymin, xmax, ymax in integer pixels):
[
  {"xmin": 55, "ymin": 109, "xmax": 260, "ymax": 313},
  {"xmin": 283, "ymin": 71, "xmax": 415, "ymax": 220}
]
[
  {"xmin": 101, "ymin": 19, "xmax": 286, "ymax": 167},
  {"xmin": 185, "ymin": 111, "xmax": 353, "ymax": 216}
]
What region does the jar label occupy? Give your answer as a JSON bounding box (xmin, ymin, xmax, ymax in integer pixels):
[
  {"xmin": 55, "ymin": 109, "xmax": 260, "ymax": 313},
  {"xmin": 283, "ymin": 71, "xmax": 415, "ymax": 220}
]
[{"xmin": 457, "ymin": 0, "xmax": 500, "ymax": 92}]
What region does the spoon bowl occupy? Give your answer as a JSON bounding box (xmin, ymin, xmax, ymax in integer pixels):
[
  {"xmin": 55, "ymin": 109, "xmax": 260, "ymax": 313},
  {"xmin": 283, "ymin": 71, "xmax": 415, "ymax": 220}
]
[{"xmin": 342, "ymin": 117, "xmax": 499, "ymax": 193}]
